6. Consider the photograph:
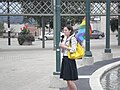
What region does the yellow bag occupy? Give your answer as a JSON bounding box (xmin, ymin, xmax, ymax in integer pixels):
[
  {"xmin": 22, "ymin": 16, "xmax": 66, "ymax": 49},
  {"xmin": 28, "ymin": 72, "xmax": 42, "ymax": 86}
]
[{"xmin": 68, "ymin": 43, "xmax": 85, "ymax": 59}]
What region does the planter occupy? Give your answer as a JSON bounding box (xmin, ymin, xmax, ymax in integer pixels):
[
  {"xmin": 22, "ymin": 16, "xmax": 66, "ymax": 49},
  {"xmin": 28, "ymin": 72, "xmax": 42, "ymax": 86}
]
[
  {"xmin": 22, "ymin": 41, "xmax": 32, "ymax": 45},
  {"xmin": 17, "ymin": 33, "xmax": 35, "ymax": 45}
]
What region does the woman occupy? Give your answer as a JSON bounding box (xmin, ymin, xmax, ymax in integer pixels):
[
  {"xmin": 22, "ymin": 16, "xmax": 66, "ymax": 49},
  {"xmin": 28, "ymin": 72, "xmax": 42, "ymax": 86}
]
[{"xmin": 59, "ymin": 25, "xmax": 78, "ymax": 90}]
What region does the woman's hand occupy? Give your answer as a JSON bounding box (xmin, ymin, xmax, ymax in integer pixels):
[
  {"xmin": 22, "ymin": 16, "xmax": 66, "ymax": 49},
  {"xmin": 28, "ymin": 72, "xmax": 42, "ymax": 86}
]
[
  {"xmin": 59, "ymin": 42, "xmax": 71, "ymax": 50},
  {"xmin": 59, "ymin": 42, "xmax": 66, "ymax": 48}
]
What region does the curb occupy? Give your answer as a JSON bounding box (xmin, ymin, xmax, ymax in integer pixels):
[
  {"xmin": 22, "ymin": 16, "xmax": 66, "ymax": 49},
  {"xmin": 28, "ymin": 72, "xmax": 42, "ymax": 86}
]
[{"xmin": 90, "ymin": 60, "xmax": 120, "ymax": 90}]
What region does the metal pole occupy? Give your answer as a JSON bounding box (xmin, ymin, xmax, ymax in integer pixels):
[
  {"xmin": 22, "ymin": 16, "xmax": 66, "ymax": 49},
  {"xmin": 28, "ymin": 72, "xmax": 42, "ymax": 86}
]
[
  {"xmin": 118, "ymin": 16, "xmax": 120, "ymax": 46},
  {"xmin": 105, "ymin": 0, "xmax": 111, "ymax": 53},
  {"xmin": 41, "ymin": 17, "xmax": 45, "ymax": 48},
  {"xmin": 53, "ymin": 0, "xmax": 56, "ymax": 50},
  {"xmin": 53, "ymin": 0, "xmax": 61, "ymax": 75},
  {"xmin": 7, "ymin": 1, "xmax": 11, "ymax": 45},
  {"xmin": 118, "ymin": 2, "xmax": 120, "ymax": 46},
  {"xmin": 85, "ymin": 0, "xmax": 92, "ymax": 57}
]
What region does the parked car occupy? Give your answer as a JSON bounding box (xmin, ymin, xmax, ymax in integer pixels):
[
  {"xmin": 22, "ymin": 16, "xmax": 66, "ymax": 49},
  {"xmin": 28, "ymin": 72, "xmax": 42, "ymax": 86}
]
[
  {"xmin": 91, "ymin": 30, "xmax": 105, "ymax": 39},
  {"xmin": 38, "ymin": 32, "xmax": 64, "ymax": 40},
  {"xmin": 74, "ymin": 29, "xmax": 105, "ymax": 39},
  {"xmin": 38, "ymin": 32, "xmax": 53, "ymax": 40}
]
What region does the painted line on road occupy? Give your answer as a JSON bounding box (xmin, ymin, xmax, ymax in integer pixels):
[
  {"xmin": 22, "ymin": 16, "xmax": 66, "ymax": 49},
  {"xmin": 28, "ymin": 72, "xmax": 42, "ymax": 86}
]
[{"xmin": 78, "ymin": 75, "xmax": 91, "ymax": 79}]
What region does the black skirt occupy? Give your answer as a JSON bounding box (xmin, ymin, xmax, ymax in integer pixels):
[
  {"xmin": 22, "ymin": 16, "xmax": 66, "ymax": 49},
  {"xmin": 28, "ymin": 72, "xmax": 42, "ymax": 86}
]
[{"xmin": 60, "ymin": 56, "xmax": 78, "ymax": 81}]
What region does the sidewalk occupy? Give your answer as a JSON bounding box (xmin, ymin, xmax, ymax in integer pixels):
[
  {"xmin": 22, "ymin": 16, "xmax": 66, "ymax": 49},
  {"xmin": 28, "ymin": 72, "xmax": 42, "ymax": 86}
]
[
  {"xmin": 0, "ymin": 35, "xmax": 120, "ymax": 90},
  {"xmin": 0, "ymin": 38, "xmax": 57, "ymax": 90}
]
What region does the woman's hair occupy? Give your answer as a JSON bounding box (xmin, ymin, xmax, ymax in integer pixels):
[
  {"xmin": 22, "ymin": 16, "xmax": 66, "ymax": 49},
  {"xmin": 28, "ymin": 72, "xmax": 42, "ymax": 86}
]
[{"xmin": 65, "ymin": 25, "xmax": 74, "ymax": 36}]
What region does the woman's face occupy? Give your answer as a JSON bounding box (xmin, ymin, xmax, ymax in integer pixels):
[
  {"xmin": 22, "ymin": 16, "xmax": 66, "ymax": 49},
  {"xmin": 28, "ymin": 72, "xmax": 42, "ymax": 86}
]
[{"xmin": 63, "ymin": 27, "xmax": 71, "ymax": 37}]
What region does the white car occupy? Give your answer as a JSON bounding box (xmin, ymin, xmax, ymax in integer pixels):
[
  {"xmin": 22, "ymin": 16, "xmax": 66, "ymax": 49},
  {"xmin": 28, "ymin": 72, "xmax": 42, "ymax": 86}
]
[
  {"xmin": 38, "ymin": 32, "xmax": 64, "ymax": 40},
  {"xmin": 38, "ymin": 32, "xmax": 53, "ymax": 40}
]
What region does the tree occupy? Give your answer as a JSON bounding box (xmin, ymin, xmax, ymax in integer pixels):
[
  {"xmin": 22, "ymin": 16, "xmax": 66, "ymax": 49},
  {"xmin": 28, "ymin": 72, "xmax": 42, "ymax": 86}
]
[{"xmin": 61, "ymin": 16, "xmax": 84, "ymax": 30}]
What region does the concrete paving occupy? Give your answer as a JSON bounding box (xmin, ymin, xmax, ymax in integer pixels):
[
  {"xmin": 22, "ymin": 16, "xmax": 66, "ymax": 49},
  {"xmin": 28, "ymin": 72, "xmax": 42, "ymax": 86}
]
[
  {"xmin": 60, "ymin": 34, "xmax": 120, "ymax": 90},
  {"xmin": 0, "ymin": 38, "xmax": 57, "ymax": 90},
  {"xmin": 0, "ymin": 34, "xmax": 120, "ymax": 90}
]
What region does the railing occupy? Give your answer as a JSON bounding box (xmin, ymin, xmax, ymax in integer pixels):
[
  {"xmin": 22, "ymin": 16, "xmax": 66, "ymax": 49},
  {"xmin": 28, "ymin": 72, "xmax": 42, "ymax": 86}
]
[{"xmin": 0, "ymin": 0, "xmax": 120, "ymax": 16}]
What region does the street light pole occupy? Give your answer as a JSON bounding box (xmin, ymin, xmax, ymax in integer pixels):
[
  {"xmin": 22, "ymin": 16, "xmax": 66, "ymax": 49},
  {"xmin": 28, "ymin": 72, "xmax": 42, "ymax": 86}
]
[{"xmin": 7, "ymin": 1, "xmax": 11, "ymax": 45}]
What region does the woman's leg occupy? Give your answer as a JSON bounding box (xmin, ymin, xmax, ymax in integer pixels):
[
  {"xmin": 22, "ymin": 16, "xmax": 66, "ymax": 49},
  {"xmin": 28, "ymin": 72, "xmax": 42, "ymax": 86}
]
[{"xmin": 67, "ymin": 80, "xmax": 77, "ymax": 90}]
